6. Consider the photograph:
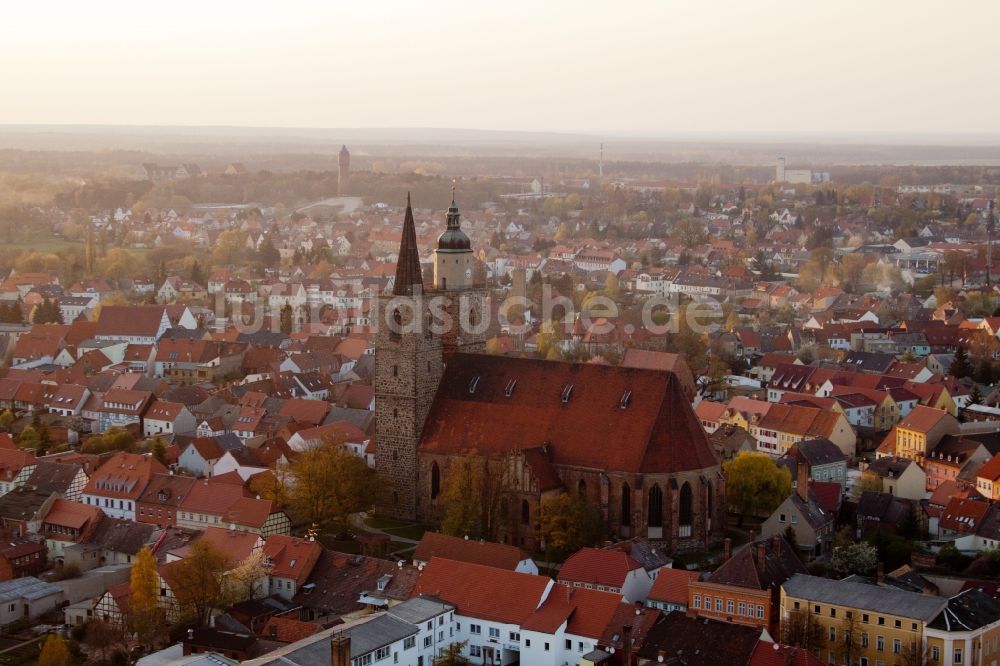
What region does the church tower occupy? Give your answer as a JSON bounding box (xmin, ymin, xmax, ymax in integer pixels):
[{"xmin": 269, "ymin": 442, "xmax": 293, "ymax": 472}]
[
  {"xmin": 337, "ymin": 145, "xmax": 350, "ymax": 196},
  {"xmin": 432, "ymin": 190, "xmax": 489, "ymax": 360},
  {"xmin": 374, "ymin": 194, "xmax": 444, "ymax": 520}
]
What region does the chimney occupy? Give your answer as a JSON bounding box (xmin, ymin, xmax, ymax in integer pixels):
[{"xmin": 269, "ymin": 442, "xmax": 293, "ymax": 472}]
[
  {"xmin": 331, "ymin": 633, "xmax": 350, "ymax": 666},
  {"xmin": 772, "ymin": 534, "xmax": 781, "ymax": 556},
  {"xmin": 748, "ymin": 530, "xmax": 756, "ymax": 545},
  {"xmin": 877, "ymin": 561, "xmax": 884, "ymax": 584},
  {"xmin": 622, "ymin": 624, "xmax": 633, "ymax": 666},
  {"xmin": 796, "ymin": 461, "xmax": 809, "ymax": 502},
  {"xmin": 724, "ymin": 537, "xmax": 732, "ymax": 561},
  {"xmin": 757, "ymin": 543, "xmax": 767, "ymax": 574}
]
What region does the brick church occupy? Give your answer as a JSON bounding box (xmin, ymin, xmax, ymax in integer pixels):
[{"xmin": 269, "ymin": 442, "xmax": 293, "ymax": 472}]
[{"xmin": 374, "ymin": 194, "xmax": 725, "ymax": 553}]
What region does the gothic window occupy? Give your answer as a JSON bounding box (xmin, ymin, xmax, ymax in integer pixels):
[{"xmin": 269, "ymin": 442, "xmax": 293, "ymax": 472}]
[
  {"xmin": 393, "ymin": 408, "xmax": 398, "ymax": 418},
  {"xmin": 679, "ymin": 482, "xmax": 693, "ymax": 526},
  {"xmin": 621, "ymin": 483, "xmax": 631, "ymax": 527},
  {"xmin": 648, "ymin": 484, "xmax": 663, "ymax": 528},
  {"xmin": 577, "ymin": 478, "xmax": 586, "ymax": 499},
  {"xmin": 521, "ymin": 499, "xmax": 530, "ymax": 525},
  {"xmin": 706, "ymin": 481, "xmax": 713, "ymax": 519},
  {"xmin": 392, "ymin": 365, "xmax": 398, "ymax": 378},
  {"xmin": 431, "ymin": 462, "xmax": 441, "ymax": 500}
]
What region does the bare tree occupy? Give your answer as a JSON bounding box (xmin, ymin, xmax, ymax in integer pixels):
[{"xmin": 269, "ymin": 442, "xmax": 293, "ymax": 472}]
[{"xmin": 781, "ymin": 608, "xmax": 824, "ymax": 654}]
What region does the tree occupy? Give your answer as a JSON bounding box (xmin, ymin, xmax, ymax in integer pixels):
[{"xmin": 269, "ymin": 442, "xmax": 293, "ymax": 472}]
[
  {"xmin": 172, "ymin": 540, "xmax": 228, "ymax": 627},
  {"xmin": 150, "ymin": 438, "xmax": 167, "ymax": 464},
  {"xmin": 439, "ymin": 458, "xmax": 483, "ymax": 538},
  {"xmin": 830, "ymin": 542, "xmax": 878, "ymax": 577},
  {"xmin": 539, "ymin": 492, "xmax": 603, "ymax": 562},
  {"xmin": 279, "ymin": 304, "xmax": 294, "ymax": 335},
  {"xmin": 950, "ymin": 346, "xmax": 974, "ymax": 379},
  {"xmin": 212, "ymin": 230, "xmax": 247, "ymax": 265},
  {"xmin": 782, "ymin": 608, "xmax": 824, "ymax": 654},
  {"xmin": 84, "ymin": 620, "xmax": 124, "ymax": 662},
  {"xmin": 130, "ymin": 546, "xmax": 162, "ymax": 645},
  {"xmin": 190, "ymin": 260, "xmax": 205, "ymax": 285},
  {"xmin": 723, "ymin": 452, "xmax": 791, "ymax": 526},
  {"xmin": 0, "ymin": 410, "xmax": 13, "ymax": 432},
  {"xmin": 969, "ymin": 383, "xmax": 984, "ymax": 406},
  {"xmin": 836, "ymin": 611, "xmax": 862, "ymax": 666},
  {"xmin": 38, "ymin": 634, "xmax": 71, "ymax": 666},
  {"xmin": 852, "ymin": 471, "xmax": 884, "ymax": 500},
  {"xmin": 222, "ymin": 549, "xmax": 270, "ymax": 605},
  {"xmin": 286, "ymin": 441, "xmax": 380, "ymax": 530},
  {"xmin": 433, "ymin": 641, "xmax": 469, "ymax": 666}
]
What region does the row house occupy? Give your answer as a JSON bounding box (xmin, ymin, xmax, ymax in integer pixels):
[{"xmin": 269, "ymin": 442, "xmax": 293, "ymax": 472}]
[
  {"xmin": 45, "ymin": 384, "xmax": 90, "ymax": 417},
  {"xmin": 142, "ymin": 401, "xmax": 197, "ymax": 438},
  {"xmin": 81, "ymin": 452, "xmax": 166, "ymax": 521},
  {"xmin": 0, "ymin": 449, "xmax": 39, "ymax": 497},
  {"xmin": 412, "ymin": 557, "xmax": 628, "ymax": 666},
  {"xmin": 94, "ymin": 388, "xmax": 153, "ymax": 433},
  {"xmin": 752, "ymin": 403, "xmax": 856, "ymax": 458},
  {"xmin": 136, "ymin": 473, "xmax": 195, "ymax": 528},
  {"xmin": 175, "ymin": 479, "xmax": 289, "ymax": 537},
  {"xmin": 688, "ymin": 535, "xmax": 805, "ymax": 637},
  {"xmin": 261, "ymin": 535, "xmax": 323, "ymax": 601}
]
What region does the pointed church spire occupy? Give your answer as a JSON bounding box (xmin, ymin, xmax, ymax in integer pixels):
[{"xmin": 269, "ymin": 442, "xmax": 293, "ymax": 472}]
[{"xmin": 393, "ymin": 193, "xmax": 423, "ymax": 296}]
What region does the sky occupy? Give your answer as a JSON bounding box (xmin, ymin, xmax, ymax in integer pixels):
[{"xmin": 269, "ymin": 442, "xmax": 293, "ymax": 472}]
[{"xmin": 2, "ymin": 0, "xmax": 999, "ymax": 136}]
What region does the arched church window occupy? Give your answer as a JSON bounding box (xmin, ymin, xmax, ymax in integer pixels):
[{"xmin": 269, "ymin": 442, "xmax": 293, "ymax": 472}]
[
  {"xmin": 521, "ymin": 499, "xmax": 530, "ymax": 525},
  {"xmin": 648, "ymin": 484, "xmax": 663, "ymax": 528},
  {"xmin": 431, "ymin": 462, "xmax": 441, "ymax": 500},
  {"xmin": 621, "ymin": 483, "xmax": 631, "ymax": 527},
  {"xmin": 679, "ymin": 482, "xmax": 693, "ymax": 527},
  {"xmin": 577, "ymin": 478, "xmax": 587, "ymax": 499}
]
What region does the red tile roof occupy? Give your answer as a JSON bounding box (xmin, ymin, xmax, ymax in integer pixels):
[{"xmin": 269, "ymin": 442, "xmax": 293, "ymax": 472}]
[
  {"xmin": 262, "ymin": 535, "xmax": 323, "ymax": 585},
  {"xmin": 750, "ymin": 641, "xmax": 825, "ymax": 666},
  {"xmin": 648, "ymin": 568, "xmax": 699, "ymax": 605},
  {"xmin": 557, "ymin": 547, "xmax": 643, "ymax": 588},
  {"xmin": 412, "ymin": 557, "xmax": 551, "ymax": 625},
  {"xmin": 413, "ymin": 532, "xmax": 529, "ymax": 570},
  {"xmin": 521, "ymin": 584, "xmax": 623, "ymax": 638},
  {"xmin": 420, "ymin": 354, "xmax": 719, "ymax": 474}
]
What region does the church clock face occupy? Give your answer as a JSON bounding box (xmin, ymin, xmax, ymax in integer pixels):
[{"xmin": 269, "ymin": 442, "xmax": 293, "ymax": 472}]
[{"xmin": 465, "ymin": 267, "xmax": 472, "ymax": 280}]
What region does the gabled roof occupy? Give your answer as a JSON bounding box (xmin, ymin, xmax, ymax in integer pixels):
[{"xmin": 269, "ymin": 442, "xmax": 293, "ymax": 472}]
[
  {"xmin": 783, "ymin": 574, "xmax": 946, "ymax": 621},
  {"xmin": 898, "ymin": 405, "xmax": 952, "ymax": 432},
  {"xmin": 705, "ymin": 536, "xmax": 806, "ymax": 592},
  {"xmin": 647, "ymin": 567, "xmax": 699, "ymax": 605},
  {"xmin": 413, "ymin": 532, "xmax": 529, "ymax": 570},
  {"xmin": 95, "ymin": 305, "xmax": 167, "ymax": 338},
  {"xmin": 261, "ymin": 535, "xmax": 323, "ymax": 585},
  {"xmin": 520, "ymin": 583, "xmax": 623, "ymax": 638},
  {"xmin": 420, "ymin": 354, "xmax": 720, "ymax": 474},
  {"xmin": 558, "ymin": 547, "xmax": 643, "ymax": 588},
  {"xmin": 411, "ymin": 557, "xmax": 552, "ymax": 625}
]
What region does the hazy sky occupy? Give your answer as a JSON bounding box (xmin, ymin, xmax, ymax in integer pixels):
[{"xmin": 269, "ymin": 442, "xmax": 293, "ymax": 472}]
[{"xmin": 3, "ymin": 0, "xmax": 999, "ymax": 135}]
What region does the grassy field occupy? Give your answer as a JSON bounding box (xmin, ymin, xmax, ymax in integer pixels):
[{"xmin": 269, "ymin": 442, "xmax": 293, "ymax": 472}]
[{"xmin": 363, "ymin": 515, "xmax": 427, "ymax": 541}]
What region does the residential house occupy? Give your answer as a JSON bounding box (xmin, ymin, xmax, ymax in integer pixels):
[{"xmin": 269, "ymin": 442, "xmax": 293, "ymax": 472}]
[
  {"xmin": 93, "ymin": 388, "xmax": 153, "ymax": 434},
  {"xmin": 261, "ymin": 535, "xmax": 323, "ymax": 601},
  {"xmin": 81, "ymin": 452, "xmax": 166, "ymax": 520},
  {"xmin": 646, "ymin": 568, "xmax": 699, "ymax": 613},
  {"xmin": 888, "ymin": 405, "xmax": 961, "ymax": 460},
  {"xmin": 865, "ymin": 457, "xmax": 927, "ymax": 500},
  {"xmin": 412, "ymin": 532, "xmax": 537, "ymax": 575},
  {"xmin": 688, "ymin": 535, "xmax": 805, "ymax": 636},
  {"xmin": 136, "ymin": 473, "xmax": 196, "ymax": 528},
  {"xmin": 780, "ymin": 574, "xmax": 948, "ymax": 666},
  {"xmin": 143, "ymin": 401, "xmax": 197, "ymax": 438},
  {"xmin": 783, "ymin": 438, "xmax": 848, "ymax": 487},
  {"xmin": 556, "ymin": 547, "xmax": 653, "ymax": 603}
]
